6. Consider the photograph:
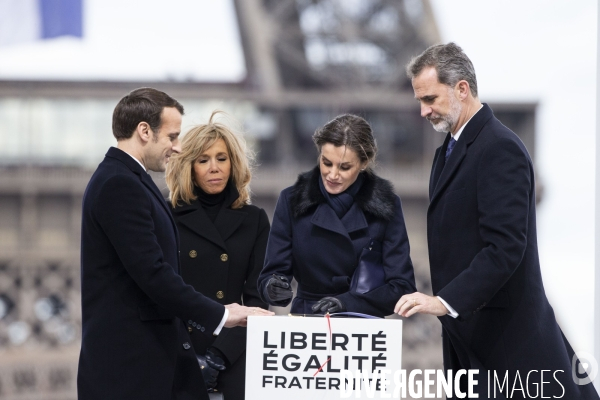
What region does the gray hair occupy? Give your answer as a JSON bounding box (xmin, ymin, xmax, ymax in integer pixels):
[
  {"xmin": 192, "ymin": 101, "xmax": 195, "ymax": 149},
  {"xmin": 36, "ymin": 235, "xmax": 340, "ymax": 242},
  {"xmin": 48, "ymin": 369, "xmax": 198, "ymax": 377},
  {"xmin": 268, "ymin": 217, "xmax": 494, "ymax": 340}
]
[{"xmin": 406, "ymin": 42, "xmax": 478, "ymax": 98}]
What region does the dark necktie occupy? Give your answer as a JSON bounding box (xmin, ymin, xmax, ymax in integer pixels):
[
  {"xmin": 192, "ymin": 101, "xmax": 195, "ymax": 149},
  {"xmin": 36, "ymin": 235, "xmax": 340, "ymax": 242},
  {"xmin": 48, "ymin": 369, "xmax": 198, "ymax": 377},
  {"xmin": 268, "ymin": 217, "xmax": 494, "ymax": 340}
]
[{"xmin": 445, "ymin": 137, "xmax": 457, "ymax": 162}]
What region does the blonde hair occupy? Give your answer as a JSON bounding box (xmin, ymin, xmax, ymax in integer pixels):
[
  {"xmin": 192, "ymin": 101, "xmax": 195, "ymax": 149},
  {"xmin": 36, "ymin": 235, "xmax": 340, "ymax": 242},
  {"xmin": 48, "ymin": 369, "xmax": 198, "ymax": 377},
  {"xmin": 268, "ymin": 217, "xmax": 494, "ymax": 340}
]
[{"xmin": 166, "ymin": 111, "xmax": 253, "ymax": 209}]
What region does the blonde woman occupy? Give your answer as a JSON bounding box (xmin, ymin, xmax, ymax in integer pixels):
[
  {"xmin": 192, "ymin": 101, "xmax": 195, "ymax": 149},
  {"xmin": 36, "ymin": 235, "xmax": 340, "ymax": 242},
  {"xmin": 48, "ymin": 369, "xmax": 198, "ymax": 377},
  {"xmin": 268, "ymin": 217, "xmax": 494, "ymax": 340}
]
[{"xmin": 166, "ymin": 111, "xmax": 269, "ymax": 400}]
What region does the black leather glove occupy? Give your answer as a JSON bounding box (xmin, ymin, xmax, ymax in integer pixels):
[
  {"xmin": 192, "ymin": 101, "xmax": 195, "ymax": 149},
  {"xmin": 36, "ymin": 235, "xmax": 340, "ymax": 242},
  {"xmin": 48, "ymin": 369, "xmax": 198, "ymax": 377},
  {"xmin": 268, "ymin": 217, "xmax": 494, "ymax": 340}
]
[
  {"xmin": 197, "ymin": 349, "xmax": 226, "ymax": 391},
  {"xmin": 264, "ymin": 274, "xmax": 293, "ymax": 306},
  {"xmin": 206, "ymin": 349, "xmax": 226, "ymax": 371},
  {"xmin": 312, "ymin": 297, "xmax": 346, "ymax": 314}
]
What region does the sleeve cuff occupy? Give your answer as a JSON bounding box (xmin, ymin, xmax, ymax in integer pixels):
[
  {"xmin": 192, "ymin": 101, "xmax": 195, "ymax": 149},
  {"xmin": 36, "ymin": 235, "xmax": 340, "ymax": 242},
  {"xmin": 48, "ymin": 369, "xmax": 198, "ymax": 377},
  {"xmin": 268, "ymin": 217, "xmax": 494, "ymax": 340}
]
[
  {"xmin": 213, "ymin": 308, "xmax": 228, "ymax": 336},
  {"xmin": 437, "ymin": 296, "xmax": 459, "ymax": 318}
]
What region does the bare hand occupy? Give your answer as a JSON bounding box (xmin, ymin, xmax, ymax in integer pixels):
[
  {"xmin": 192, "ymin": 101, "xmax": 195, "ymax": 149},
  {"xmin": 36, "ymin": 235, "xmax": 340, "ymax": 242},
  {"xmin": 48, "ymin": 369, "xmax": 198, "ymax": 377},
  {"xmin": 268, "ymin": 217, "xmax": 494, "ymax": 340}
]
[
  {"xmin": 224, "ymin": 303, "xmax": 274, "ymax": 328},
  {"xmin": 394, "ymin": 292, "xmax": 448, "ymax": 318}
]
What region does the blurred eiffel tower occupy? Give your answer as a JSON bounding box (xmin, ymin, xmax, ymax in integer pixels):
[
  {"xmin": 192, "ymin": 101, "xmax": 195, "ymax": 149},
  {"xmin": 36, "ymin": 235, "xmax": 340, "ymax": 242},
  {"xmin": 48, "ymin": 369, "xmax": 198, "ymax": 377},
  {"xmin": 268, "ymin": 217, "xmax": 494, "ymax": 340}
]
[
  {"xmin": 0, "ymin": 1, "xmax": 536, "ymax": 399},
  {"xmin": 233, "ymin": 0, "xmax": 441, "ymax": 166}
]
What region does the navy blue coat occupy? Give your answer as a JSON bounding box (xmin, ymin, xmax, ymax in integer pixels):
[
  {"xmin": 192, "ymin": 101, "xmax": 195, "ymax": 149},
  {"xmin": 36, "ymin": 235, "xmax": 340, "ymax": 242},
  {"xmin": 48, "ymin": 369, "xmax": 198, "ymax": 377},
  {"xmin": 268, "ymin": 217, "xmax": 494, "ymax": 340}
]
[
  {"xmin": 78, "ymin": 147, "xmax": 225, "ymax": 400},
  {"xmin": 429, "ymin": 104, "xmax": 599, "ymax": 398},
  {"xmin": 258, "ymin": 167, "xmax": 416, "ymax": 317}
]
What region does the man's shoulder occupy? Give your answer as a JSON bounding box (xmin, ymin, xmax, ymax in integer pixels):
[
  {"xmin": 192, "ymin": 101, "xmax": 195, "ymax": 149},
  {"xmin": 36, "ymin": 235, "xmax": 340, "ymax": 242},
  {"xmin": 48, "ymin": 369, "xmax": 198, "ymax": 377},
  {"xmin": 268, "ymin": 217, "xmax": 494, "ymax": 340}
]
[
  {"xmin": 474, "ymin": 113, "xmax": 526, "ymax": 150},
  {"xmin": 470, "ymin": 104, "xmax": 518, "ymax": 141},
  {"xmin": 85, "ymin": 158, "xmax": 146, "ymax": 205},
  {"xmin": 474, "ymin": 116, "xmax": 532, "ymax": 167},
  {"xmin": 486, "ymin": 115, "xmax": 516, "ymax": 137},
  {"xmin": 90, "ymin": 157, "xmax": 139, "ymax": 188}
]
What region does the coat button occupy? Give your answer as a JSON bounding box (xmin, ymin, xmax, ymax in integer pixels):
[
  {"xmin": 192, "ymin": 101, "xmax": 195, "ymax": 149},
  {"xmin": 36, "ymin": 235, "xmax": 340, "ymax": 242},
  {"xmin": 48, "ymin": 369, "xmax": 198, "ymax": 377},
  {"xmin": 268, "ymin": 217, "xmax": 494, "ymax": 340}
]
[
  {"xmin": 189, "ymin": 250, "xmax": 197, "ymax": 258},
  {"xmin": 188, "ymin": 326, "xmax": 193, "ymax": 333},
  {"xmin": 216, "ymin": 291, "xmax": 224, "ymax": 299},
  {"xmin": 183, "ymin": 342, "xmax": 191, "ymax": 350},
  {"xmin": 220, "ymin": 254, "xmax": 228, "ymax": 262}
]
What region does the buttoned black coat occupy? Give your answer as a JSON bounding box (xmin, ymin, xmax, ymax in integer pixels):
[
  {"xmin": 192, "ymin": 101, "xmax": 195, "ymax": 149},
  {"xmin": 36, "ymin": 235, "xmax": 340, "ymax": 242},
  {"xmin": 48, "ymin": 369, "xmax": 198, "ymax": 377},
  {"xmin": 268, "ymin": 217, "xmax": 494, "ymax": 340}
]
[
  {"xmin": 171, "ymin": 184, "xmax": 269, "ymax": 400},
  {"xmin": 78, "ymin": 147, "xmax": 225, "ymax": 400},
  {"xmin": 429, "ymin": 104, "xmax": 599, "ymax": 398},
  {"xmin": 258, "ymin": 167, "xmax": 416, "ymax": 317}
]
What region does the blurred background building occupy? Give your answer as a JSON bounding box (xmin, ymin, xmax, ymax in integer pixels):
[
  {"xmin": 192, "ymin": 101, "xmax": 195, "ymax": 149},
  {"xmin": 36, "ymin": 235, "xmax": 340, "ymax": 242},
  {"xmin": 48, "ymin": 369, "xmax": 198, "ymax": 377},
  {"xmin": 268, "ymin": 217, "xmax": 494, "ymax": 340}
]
[{"xmin": 0, "ymin": 0, "xmax": 565, "ymax": 399}]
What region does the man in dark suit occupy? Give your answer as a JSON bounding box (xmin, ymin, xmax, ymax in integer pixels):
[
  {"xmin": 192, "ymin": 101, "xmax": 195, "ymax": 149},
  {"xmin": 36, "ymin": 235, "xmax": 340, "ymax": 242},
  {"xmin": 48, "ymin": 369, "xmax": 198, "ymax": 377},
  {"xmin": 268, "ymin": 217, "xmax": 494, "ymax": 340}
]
[
  {"xmin": 77, "ymin": 88, "xmax": 273, "ymax": 400},
  {"xmin": 395, "ymin": 43, "xmax": 599, "ymax": 398}
]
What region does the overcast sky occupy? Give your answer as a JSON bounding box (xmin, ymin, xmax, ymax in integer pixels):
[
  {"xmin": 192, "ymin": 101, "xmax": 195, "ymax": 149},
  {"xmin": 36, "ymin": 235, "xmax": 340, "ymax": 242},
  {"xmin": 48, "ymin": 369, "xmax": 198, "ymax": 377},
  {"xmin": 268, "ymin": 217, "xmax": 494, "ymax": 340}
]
[{"xmin": 0, "ymin": 0, "xmax": 597, "ymax": 355}]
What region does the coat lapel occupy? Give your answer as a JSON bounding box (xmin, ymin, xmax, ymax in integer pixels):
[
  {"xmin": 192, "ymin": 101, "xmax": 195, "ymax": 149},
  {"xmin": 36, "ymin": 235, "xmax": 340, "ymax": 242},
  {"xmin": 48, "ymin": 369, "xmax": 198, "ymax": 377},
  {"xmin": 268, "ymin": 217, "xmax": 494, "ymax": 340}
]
[
  {"xmin": 429, "ymin": 104, "xmax": 494, "ymax": 205},
  {"xmin": 177, "ymin": 208, "xmax": 227, "ymax": 250},
  {"xmin": 105, "ymin": 147, "xmax": 180, "ymax": 244},
  {"xmin": 141, "ymin": 173, "xmax": 176, "ymax": 224},
  {"xmin": 311, "ymin": 203, "xmax": 351, "ymax": 240},
  {"xmin": 310, "ymin": 202, "xmax": 368, "ymax": 239},
  {"xmin": 340, "ymin": 203, "xmax": 368, "ymax": 233},
  {"xmin": 172, "ymin": 182, "xmax": 247, "ymax": 250},
  {"xmin": 430, "ymin": 136, "xmax": 468, "ymax": 204},
  {"xmin": 430, "ymin": 138, "xmax": 448, "ymax": 200},
  {"xmin": 214, "ymin": 208, "xmax": 247, "ymax": 242}
]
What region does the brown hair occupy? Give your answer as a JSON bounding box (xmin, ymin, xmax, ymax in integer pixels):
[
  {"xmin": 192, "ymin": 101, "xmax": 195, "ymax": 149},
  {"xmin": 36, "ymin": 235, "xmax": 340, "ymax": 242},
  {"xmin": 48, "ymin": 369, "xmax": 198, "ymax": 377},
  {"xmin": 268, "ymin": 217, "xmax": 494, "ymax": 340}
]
[
  {"xmin": 112, "ymin": 87, "xmax": 184, "ymax": 140},
  {"xmin": 312, "ymin": 114, "xmax": 377, "ymax": 170},
  {"xmin": 166, "ymin": 111, "xmax": 253, "ymax": 209}
]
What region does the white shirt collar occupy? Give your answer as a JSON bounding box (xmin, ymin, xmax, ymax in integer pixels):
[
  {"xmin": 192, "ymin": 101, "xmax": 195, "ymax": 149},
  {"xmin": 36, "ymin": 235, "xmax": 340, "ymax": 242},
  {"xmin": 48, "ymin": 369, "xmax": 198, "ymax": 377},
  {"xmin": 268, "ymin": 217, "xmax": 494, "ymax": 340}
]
[
  {"xmin": 451, "ymin": 104, "xmax": 483, "ymax": 141},
  {"xmin": 121, "ymin": 149, "xmax": 146, "ymax": 171}
]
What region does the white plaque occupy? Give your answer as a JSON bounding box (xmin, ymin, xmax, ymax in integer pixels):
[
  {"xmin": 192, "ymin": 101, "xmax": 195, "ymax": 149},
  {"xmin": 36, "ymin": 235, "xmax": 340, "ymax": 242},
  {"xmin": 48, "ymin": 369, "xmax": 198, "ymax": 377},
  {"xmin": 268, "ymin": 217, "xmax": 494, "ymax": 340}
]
[{"xmin": 246, "ymin": 315, "xmax": 403, "ymax": 399}]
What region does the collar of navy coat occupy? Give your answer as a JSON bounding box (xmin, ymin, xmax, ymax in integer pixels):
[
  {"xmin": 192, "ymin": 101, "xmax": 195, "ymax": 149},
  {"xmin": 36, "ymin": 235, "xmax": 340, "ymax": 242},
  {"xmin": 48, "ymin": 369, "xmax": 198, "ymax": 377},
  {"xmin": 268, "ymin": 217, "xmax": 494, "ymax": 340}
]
[
  {"xmin": 429, "ymin": 103, "xmax": 495, "ymax": 205},
  {"xmin": 171, "ymin": 181, "xmax": 247, "ymax": 251},
  {"xmin": 105, "ymin": 147, "xmax": 180, "ymax": 247},
  {"xmin": 289, "ymin": 166, "xmax": 396, "ymax": 237}
]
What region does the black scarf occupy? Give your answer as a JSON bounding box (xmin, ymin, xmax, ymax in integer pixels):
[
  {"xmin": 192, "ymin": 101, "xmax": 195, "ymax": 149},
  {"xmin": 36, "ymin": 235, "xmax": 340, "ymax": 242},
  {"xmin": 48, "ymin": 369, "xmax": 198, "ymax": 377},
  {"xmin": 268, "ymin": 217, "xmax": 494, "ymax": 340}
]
[{"xmin": 318, "ymin": 173, "xmax": 365, "ymax": 219}]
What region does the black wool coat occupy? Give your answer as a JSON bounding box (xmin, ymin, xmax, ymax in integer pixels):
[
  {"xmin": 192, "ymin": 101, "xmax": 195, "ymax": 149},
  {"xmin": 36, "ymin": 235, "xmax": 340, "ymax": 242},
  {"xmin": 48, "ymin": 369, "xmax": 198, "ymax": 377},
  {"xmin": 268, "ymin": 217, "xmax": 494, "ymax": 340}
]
[
  {"xmin": 78, "ymin": 147, "xmax": 225, "ymax": 400},
  {"xmin": 429, "ymin": 104, "xmax": 599, "ymax": 399},
  {"xmin": 258, "ymin": 167, "xmax": 416, "ymax": 317},
  {"xmin": 171, "ymin": 183, "xmax": 269, "ymax": 400}
]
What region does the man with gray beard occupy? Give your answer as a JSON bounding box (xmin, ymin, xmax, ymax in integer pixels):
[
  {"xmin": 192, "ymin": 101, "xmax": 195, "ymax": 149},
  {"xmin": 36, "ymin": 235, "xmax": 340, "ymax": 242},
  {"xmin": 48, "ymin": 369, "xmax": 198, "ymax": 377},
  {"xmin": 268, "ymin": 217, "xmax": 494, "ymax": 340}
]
[{"xmin": 394, "ymin": 43, "xmax": 599, "ymax": 399}]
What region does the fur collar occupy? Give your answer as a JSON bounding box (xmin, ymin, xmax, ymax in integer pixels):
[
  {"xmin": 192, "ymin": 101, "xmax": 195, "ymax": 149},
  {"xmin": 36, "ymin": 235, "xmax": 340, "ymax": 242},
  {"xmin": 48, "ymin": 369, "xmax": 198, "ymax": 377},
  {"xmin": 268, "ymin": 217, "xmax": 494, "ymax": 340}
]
[{"xmin": 289, "ymin": 166, "xmax": 396, "ymax": 220}]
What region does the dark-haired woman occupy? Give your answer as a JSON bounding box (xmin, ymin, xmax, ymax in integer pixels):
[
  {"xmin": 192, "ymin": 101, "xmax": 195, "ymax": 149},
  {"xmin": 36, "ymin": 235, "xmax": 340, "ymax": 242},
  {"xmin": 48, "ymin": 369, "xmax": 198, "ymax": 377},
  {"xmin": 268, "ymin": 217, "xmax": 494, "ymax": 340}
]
[{"xmin": 257, "ymin": 114, "xmax": 416, "ymax": 317}]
